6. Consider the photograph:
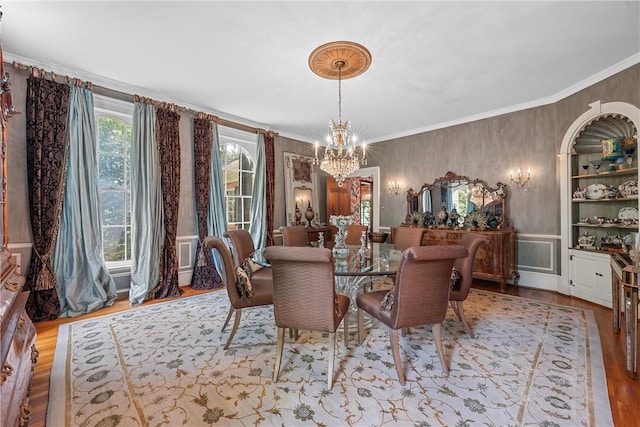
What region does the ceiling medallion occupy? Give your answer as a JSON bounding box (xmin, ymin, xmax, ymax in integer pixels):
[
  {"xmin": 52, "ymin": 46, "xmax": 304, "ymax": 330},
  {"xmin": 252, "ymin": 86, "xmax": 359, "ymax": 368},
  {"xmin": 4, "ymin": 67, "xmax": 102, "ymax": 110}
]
[
  {"xmin": 308, "ymin": 41, "xmax": 372, "ymax": 80},
  {"xmin": 310, "ymin": 41, "xmax": 371, "ymax": 187}
]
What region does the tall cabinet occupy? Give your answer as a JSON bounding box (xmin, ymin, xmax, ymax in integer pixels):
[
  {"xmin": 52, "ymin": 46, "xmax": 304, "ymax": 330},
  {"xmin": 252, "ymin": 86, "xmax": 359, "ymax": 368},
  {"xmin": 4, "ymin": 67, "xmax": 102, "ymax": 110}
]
[
  {"xmin": 563, "ymin": 102, "xmax": 640, "ymax": 308},
  {"xmin": 0, "ymin": 23, "xmax": 38, "ymax": 427}
]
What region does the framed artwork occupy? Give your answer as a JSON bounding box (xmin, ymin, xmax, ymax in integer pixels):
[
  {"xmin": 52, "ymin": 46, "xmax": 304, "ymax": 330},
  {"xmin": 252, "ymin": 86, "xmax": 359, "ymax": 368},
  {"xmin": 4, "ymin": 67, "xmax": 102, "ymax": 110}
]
[{"xmin": 284, "ymin": 152, "xmax": 320, "ymax": 226}]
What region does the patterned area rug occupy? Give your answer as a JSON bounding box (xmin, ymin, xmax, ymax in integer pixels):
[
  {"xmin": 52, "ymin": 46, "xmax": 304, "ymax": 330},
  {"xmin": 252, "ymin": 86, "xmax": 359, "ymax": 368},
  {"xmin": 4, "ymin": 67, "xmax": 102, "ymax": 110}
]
[{"xmin": 47, "ymin": 289, "xmax": 612, "ymax": 426}]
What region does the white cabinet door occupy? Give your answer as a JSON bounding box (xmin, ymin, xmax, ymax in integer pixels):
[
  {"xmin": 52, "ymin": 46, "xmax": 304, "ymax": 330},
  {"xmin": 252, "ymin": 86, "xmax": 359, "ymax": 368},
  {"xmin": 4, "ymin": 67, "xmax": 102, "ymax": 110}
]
[{"xmin": 569, "ymin": 249, "xmax": 612, "ymax": 307}]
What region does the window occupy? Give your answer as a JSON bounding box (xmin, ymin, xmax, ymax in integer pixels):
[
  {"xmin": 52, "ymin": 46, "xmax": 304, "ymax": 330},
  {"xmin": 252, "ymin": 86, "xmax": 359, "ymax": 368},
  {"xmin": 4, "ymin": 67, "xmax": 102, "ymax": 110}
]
[
  {"xmin": 95, "ymin": 96, "xmax": 133, "ymax": 266},
  {"xmin": 219, "ymin": 126, "xmax": 256, "ymax": 231},
  {"xmin": 451, "ymin": 186, "xmax": 468, "ymax": 219}
]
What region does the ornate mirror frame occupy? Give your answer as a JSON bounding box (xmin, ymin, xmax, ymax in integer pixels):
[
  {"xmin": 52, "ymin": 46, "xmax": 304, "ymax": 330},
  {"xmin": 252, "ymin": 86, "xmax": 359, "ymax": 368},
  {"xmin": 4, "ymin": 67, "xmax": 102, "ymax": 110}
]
[{"xmin": 406, "ymin": 171, "xmax": 510, "ymax": 229}]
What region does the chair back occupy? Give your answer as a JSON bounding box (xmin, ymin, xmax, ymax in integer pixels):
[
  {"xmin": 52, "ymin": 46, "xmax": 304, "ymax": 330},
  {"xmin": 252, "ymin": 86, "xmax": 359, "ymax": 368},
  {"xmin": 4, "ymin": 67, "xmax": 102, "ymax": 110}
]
[
  {"xmin": 393, "ymin": 227, "xmax": 425, "ymax": 249},
  {"xmin": 389, "ymin": 245, "xmax": 468, "ymax": 329},
  {"xmin": 345, "ymin": 224, "xmax": 368, "ymax": 245},
  {"xmin": 450, "ymin": 234, "xmax": 489, "ymax": 301},
  {"xmin": 224, "ymin": 229, "xmax": 256, "ymax": 267},
  {"xmin": 280, "ymin": 226, "xmax": 310, "ymax": 246},
  {"xmin": 204, "ymin": 236, "xmax": 240, "ymax": 301},
  {"xmin": 264, "ymin": 246, "xmax": 342, "ymax": 332}
]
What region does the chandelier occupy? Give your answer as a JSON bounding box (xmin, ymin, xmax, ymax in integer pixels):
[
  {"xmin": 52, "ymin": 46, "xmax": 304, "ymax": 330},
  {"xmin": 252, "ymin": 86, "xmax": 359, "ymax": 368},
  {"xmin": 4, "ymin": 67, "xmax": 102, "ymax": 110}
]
[{"xmin": 309, "ymin": 41, "xmax": 371, "ymax": 186}]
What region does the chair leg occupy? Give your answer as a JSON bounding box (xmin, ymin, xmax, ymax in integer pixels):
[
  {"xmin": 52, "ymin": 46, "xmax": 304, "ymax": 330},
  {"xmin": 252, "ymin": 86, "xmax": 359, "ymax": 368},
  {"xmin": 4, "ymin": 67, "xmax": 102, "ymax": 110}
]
[
  {"xmin": 343, "ymin": 314, "xmax": 349, "ymax": 348},
  {"xmin": 273, "ymin": 327, "xmax": 285, "ymax": 382},
  {"xmin": 328, "ymin": 332, "xmax": 336, "ymax": 390},
  {"xmin": 432, "ymin": 323, "xmax": 449, "ymax": 376},
  {"xmin": 357, "ymin": 309, "xmax": 364, "ymax": 344},
  {"xmin": 451, "ymin": 300, "xmax": 474, "ymax": 338},
  {"xmin": 221, "ymin": 305, "xmax": 234, "ymax": 332},
  {"xmin": 390, "ymin": 328, "xmax": 406, "ymax": 386},
  {"xmin": 223, "ymin": 308, "xmax": 242, "ymax": 350}
]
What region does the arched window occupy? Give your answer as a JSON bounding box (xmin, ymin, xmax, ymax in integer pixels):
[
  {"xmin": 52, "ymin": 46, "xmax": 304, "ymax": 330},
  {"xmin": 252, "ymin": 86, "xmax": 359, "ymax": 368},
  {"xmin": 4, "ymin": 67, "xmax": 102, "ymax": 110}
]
[{"xmin": 219, "ymin": 126, "xmax": 256, "ymax": 231}]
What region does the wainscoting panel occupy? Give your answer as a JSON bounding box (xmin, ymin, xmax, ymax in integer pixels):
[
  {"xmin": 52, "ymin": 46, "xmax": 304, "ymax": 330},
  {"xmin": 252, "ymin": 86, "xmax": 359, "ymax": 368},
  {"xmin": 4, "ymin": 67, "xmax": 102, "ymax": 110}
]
[
  {"xmin": 516, "ymin": 234, "xmax": 560, "ymax": 275},
  {"xmin": 177, "ymin": 235, "xmax": 198, "ymax": 286}
]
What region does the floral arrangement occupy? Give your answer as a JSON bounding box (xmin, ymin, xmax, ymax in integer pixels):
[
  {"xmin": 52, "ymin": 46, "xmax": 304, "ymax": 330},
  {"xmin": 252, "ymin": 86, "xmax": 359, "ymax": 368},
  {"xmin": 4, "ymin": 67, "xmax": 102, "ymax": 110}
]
[
  {"xmin": 407, "ymin": 211, "xmax": 424, "ymax": 226},
  {"xmin": 465, "ymin": 210, "xmax": 488, "ymax": 230}
]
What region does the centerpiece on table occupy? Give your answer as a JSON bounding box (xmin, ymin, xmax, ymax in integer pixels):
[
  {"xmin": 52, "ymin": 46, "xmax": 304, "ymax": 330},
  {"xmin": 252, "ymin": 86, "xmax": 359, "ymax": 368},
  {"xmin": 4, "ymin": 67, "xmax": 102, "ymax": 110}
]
[{"xmin": 329, "ymin": 215, "xmax": 353, "ymax": 259}]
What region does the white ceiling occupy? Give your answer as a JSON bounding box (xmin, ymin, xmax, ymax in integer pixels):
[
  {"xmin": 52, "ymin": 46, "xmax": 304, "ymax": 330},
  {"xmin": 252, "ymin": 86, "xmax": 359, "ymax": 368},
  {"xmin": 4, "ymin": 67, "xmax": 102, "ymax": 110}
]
[{"xmin": 2, "ymin": 1, "xmax": 639, "ymax": 144}]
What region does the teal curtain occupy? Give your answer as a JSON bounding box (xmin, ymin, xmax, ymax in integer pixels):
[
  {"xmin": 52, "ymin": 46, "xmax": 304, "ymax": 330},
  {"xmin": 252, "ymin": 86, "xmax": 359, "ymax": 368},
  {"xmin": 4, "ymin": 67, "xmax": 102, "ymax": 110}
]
[
  {"xmin": 208, "ymin": 123, "xmax": 228, "ymax": 238},
  {"xmin": 129, "ymin": 102, "xmax": 165, "ymax": 305},
  {"xmin": 249, "ymin": 133, "xmax": 267, "ymax": 250},
  {"xmin": 52, "ymin": 85, "xmax": 116, "ymax": 317},
  {"xmin": 207, "ymin": 123, "xmax": 229, "ymax": 275}
]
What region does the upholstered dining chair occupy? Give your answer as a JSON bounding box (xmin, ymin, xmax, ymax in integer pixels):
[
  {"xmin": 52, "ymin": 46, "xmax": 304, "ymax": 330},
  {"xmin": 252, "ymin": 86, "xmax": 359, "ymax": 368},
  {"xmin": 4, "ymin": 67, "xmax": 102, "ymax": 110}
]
[
  {"xmin": 357, "ymin": 245, "xmax": 468, "ymax": 385},
  {"xmin": 219, "ymin": 230, "xmax": 274, "ymax": 349},
  {"xmin": 279, "ymin": 226, "xmax": 310, "ymax": 246},
  {"xmin": 393, "ymin": 227, "xmax": 425, "ymax": 249},
  {"xmin": 345, "ymin": 224, "xmax": 368, "ymax": 245},
  {"xmin": 449, "ymin": 234, "xmax": 489, "ymax": 338},
  {"xmin": 263, "ymin": 245, "xmax": 350, "ymax": 390}
]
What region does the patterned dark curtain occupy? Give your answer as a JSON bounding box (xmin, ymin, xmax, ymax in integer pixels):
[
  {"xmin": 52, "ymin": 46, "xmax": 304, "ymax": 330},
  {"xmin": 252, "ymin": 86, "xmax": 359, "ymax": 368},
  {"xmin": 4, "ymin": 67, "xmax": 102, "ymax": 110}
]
[
  {"xmin": 24, "ymin": 76, "xmax": 70, "ymax": 321},
  {"xmin": 153, "ymin": 108, "xmax": 183, "ymax": 299},
  {"xmin": 191, "ymin": 118, "xmax": 223, "ymax": 289},
  {"xmin": 264, "ymin": 132, "xmax": 275, "ymax": 247}
]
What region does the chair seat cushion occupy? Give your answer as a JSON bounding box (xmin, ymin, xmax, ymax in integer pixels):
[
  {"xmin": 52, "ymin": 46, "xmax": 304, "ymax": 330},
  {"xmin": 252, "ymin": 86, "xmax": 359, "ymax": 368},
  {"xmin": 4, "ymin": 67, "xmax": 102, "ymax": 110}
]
[
  {"xmin": 244, "ymin": 267, "xmax": 273, "ymax": 305},
  {"xmin": 357, "ymin": 290, "xmax": 393, "ymax": 326},
  {"xmin": 335, "ymin": 294, "xmax": 350, "ymax": 318}
]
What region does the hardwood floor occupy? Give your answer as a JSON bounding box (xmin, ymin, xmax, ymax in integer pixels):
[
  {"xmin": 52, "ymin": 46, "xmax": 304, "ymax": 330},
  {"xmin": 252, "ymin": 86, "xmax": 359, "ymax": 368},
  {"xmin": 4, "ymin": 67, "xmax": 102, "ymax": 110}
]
[{"xmin": 27, "ymin": 282, "xmax": 639, "ymax": 426}]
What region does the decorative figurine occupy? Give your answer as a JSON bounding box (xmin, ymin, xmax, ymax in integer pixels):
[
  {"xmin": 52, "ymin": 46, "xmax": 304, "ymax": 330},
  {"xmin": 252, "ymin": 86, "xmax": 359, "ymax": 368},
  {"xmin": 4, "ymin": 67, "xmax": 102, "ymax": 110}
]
[
  {"xmin": 305, "ymin": 201, "xmax": 315, "ymax": 227},
  {"xmin": 294, "ymin": 203, "xmax": 303, "ymax": 225}
]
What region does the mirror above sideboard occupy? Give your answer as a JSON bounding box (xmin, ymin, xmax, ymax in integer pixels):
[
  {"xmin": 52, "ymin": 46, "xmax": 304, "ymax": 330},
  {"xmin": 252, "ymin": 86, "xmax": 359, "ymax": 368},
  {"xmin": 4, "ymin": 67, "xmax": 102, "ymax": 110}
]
[{"xmin": 405, "ymin": 171, "xmax": 510, "ymax": 229}]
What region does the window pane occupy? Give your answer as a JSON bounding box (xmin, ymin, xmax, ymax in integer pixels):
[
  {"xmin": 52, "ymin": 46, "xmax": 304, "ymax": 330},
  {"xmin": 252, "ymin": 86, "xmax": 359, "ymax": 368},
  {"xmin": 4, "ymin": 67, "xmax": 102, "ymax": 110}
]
[
  {"xmin": 243, "ymin": 198, "xmax": 252, "ymax": 222},
  {"xmin": 225, "ymin": 170, "xmax": 240, "ymax": 195},
  {"xmin": 222, "ymin": 144, "xmax": 239, "ymax": 167},
  {"xmin": 99, "ymin": 154, "xmax": 125, "ymax": 188},
  {"xmin": 241, "ymin": 172, "xmax": 253, "ymax": 195},
  {"xmin": 100, "ymin": 191, "xmax": 125, "ymax": 225},
  {"xmin": 103, "ymin": 226, "xmax": 127, "ymax": 262},
  {"xmin": 240, "ymin": 152, "xmax": 254, "ymax": 171},
  {"xmin": 125, "ymin": 193, "xmax": 131, "ymax": 223},
  {"xmin": 227, "ymin": 197, "xmax": 242, "ymax": 223},
  {"xmin": 125, "ymin": 226, "xmax": 132, "ymax": 261},
  {"xmin": 98, "ymin": 118, "xmax": 127, "ymax": 154}
]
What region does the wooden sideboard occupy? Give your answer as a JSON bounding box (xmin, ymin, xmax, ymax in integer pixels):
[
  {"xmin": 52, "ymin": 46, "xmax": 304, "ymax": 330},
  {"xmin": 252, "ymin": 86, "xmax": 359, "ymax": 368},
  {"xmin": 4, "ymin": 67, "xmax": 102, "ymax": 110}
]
[{"xmin": 391, "ymin": 226, "xmax": 518, "ymax": 292}]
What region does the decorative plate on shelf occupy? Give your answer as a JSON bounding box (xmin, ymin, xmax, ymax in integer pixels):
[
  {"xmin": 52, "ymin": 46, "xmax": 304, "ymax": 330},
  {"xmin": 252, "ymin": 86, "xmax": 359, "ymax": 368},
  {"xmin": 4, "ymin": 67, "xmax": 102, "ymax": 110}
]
[
  {"xmin": 618, "ymin": 180, "xmax": 638, "ymax": 198},
  {"xmin": 618, "ymin": 207, "xmax": 639, "ymax": 220},
  {"xmin": 585, "ymin": 183, "xmax": 607, "ymax": 199}
]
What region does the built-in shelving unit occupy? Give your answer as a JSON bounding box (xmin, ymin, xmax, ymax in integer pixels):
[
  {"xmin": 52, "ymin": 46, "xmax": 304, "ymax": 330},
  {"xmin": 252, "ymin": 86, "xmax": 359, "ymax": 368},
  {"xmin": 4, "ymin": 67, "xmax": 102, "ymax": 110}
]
[
  {"xmin": 571, "ymin": 160, "xmax": 637, "ymax": 253},
  {"xmin": 562, "ymin": 106, "xmax": 639, "ymax": 308}
]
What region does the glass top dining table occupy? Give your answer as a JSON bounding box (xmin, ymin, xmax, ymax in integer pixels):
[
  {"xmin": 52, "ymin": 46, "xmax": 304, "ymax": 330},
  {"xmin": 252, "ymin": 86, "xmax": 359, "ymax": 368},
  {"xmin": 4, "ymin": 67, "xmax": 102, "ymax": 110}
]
[
  {"xmin": 254, "ymin": 242, "xmax": 404, "ymax": 307},
  {"xmin": 253, "ymin": 242, "xmax": 404, "ymax": 275}
]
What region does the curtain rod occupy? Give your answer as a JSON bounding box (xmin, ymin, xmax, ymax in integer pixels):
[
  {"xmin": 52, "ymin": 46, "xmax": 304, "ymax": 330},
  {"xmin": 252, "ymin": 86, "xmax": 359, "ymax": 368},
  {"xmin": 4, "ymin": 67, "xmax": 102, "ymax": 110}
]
[{"xmin": 11, "ymin": 61, "xmax": 278, "ymax": 136}]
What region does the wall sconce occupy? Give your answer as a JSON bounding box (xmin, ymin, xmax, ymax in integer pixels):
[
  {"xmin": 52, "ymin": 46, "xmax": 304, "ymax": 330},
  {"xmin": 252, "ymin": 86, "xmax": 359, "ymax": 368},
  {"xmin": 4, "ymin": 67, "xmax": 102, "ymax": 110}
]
[
  {"xmin": 510, "ymin": 168, "xmax": 532, "ymax": 191},
  {"xmin": 387, "ymin": 180, "xmax": 401, "ymax": 197}
]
